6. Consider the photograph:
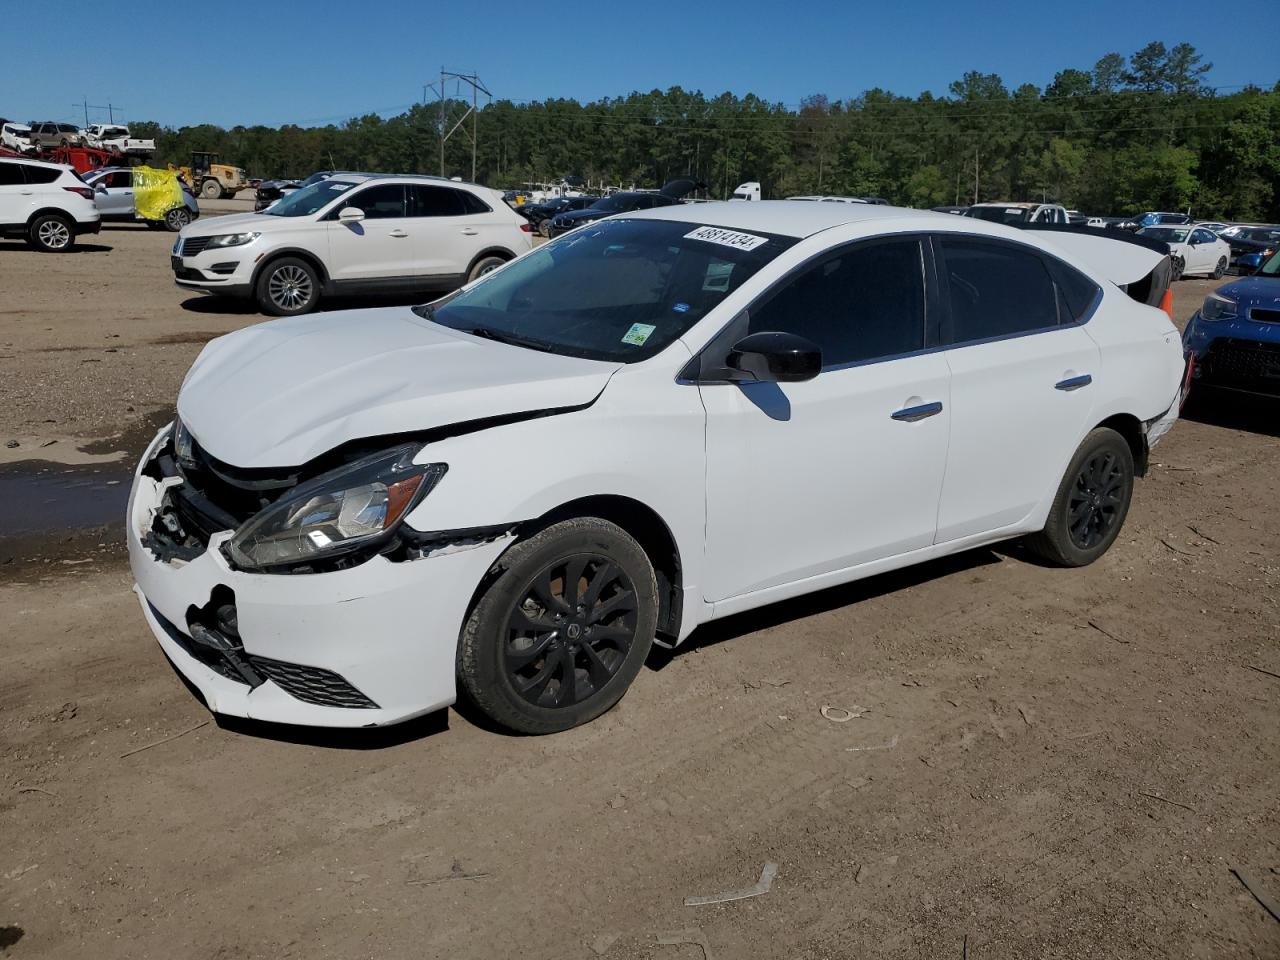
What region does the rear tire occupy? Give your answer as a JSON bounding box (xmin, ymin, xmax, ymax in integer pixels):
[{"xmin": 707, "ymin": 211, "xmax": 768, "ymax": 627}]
[
  {"xmin": 255, "ymin": 257, "xmax": 320, "ymax": 315},
  {"xmin": 458, "ymin": 518, "xmax": 658, "ymax": 734},
  {"xmin": 201, "ymin": 179, "xmax": 221, "ymax": 200},
  {"xmin": 164, "ymin": 207, "xmax": 192, "ymax": 232},
  {"xmin": 1023, "ymin": 427, "xmax": 1134, "ymax": 567},
  {"xmin": 467, "ymin": 255, "xmax": 507, "ymax": 283},
  {"xmin": 27, "ymin": 214, "xmax": 75, "ymax": 252}
]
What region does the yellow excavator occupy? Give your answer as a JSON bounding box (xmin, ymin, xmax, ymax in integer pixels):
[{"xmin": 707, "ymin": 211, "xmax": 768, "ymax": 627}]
[{"xmin": 171, "ymin": 151, "xmax": 248, "ymax": 200}]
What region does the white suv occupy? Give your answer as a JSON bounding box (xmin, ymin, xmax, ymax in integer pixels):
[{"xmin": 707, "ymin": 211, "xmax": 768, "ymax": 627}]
[
  {"xmin": 171, "ymin": 174, "xmax": 535, "ymax": 315},
  {"xmin": 0, "ymin": 157, "xmax": 102, "ymax": 252}
]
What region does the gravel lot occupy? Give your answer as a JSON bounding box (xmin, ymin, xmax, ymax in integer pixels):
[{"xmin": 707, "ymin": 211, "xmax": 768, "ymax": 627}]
[{"xmin": 0, "ymin": 211, "xmax": 1277, "ymax": 959}]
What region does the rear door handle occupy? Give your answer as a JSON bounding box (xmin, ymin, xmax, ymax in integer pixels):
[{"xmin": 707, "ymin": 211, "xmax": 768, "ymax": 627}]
[
  {"xmin": 389, "ymin": 229, "xmax": 408, "ymax": 238},
  {"xmin": 461, "ymin": 227, "xmax": 479, "ymax": 235},
  {"xmin": 1055, "ymin": 374, "xmax": 1092, "ymax": 391},
  {"xmin": 891, "ymin": 401, "xmax": 943, "ymax": 422}
]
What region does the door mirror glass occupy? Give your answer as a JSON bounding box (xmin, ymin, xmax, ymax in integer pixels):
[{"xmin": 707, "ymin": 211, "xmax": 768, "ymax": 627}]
[
  {"xmin": 337, "ymin": 206, "xmax": 365, "ymax": 223},
  {"xmin": 727, "ymin": 331, "xmax": 821, "ymax": 383}
]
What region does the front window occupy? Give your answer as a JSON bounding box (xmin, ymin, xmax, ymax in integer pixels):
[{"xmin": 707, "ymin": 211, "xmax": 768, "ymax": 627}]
[
  {"xmin": 1137, "ymin": 227, "xmax": 1190, "ymax": 243},
  {"xmin": 417, "ymin": 218, "xmax": 798, "ymax": 362},
  {"xmin": 1259, "ymin": 251, "xmax": 1280, "ymax": 276},
  {"xmin": 965, "ymin": 206, "xmax": 1032, "ymax": 225},
  {"xmin": 589, "ymin": 195, "xmax": 629, "ymax": 213},
  {"xmin": 261, "ymin": 179, "xmax": 366, "ymax": 217}
]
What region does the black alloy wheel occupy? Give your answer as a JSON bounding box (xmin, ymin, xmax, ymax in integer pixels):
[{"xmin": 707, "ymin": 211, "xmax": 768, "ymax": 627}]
[
  {"xmin": 1024, "ymin": 426, "xmax": 1134, "ymax": 567},
  {"xmin": 458, "ymin": 517, "xmax": 658, "ymax": 734},
  {"xmin": 504, "ymin": 554, "xmax": 638, "ymax": 709},
  {"xmin": 1066, "ymin": 450, "xmax": 1126, "ymax": 549}
]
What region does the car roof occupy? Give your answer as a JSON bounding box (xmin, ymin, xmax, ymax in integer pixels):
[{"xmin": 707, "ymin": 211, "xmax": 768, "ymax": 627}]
[
  {"xmin": 622, "ymin": 199, "xmax": 956, "ymax": 239},
  {"xmin": 970, "ymin": 201, "xmax": 1047, "ymax": 209},
  {"xmin": 0, "ymin": 156, "xmax": 69, "ymax": 170}
]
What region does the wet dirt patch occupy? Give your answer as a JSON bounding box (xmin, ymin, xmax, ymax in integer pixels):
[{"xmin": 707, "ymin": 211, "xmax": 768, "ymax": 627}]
[
  {"xmin": 147, "ymin": 331, "xmax": 229, "ymax": 346},
  {"xmin": 79, "ymin": 407, "xmax": 173, "ymax": 458}
]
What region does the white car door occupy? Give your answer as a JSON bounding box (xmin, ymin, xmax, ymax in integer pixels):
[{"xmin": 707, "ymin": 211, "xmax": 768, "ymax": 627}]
[
  {"xmin": 933, "ymin": 235, "xmax": 1101, "ymax": 543},
  {"xmin": 1190, "ymin": 229, "xmax": 1221, "ymax": 274},
  {"xmin": 700, "ymin": 236, "xmax": 951, "ymax": 602},
  {"xmin": 405, "ymin": 184, "xmax": 487, "ymax": 279},
  {"xmin": 324, "ymin": 183, "xmax": 420, "ymax": 282},
  {"xmin": 0, "ymin": 161, "xmax": 28, "ymax": 224}
]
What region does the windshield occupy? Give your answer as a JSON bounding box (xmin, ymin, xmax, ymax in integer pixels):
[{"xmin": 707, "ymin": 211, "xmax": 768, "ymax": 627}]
[
  {"xmin": 1138, "ymin": 227, "xmax": 1190, "ymax": 243},
  {"xmin": 1241, "ymin": 228, "xmax": 1280, "ymax": 243},
  {"xmin": 590, "ymin": 195, "xmax": 629, "ymax": 212},
  {"xmin": 1260, "ymin": 251, "xmax": 1280, "ymax": 276},
  {"xmin": 417, "ymin": 218, "xmax": 798, "ymax": 363},
  {"xmin": 965, "ymin": 206, "xmax": 1032, "ymax": 224},
  {"xmin": 262, "ymin": 178, "xmax": 364, "ymax": 217}
]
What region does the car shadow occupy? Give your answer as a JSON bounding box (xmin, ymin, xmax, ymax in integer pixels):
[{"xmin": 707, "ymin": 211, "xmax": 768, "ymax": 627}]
[
  {"xmin": 1183, "ymin": 388, "xmax": 1280, "ymax": 438},
  {"xmin": 179, "ymin": 291, "xmax": 438, "ymax": 317},
  {"xmin": 0, "ymin": 242, "xmax": 113, "ymax": 254},
  {"xmin": 649, "ymin": 546, "xmax": 1004, "ymax": 670}
]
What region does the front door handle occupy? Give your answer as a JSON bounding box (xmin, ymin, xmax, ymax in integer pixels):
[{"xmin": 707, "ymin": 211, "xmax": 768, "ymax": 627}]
[
  {"xmin": 461, "ymin": 227, "xmax": 479, "ymax": 236},
  {"xmin": 891, "ymin": 401, "xmax": 943, "ymax": 422},
  {"xmin": 389, "ymin": 229, "xmax": 409, "ymax": 238},
  {"xmin": 1055, "ymin": 374, "xmax": 1092, "ymax": 391}
]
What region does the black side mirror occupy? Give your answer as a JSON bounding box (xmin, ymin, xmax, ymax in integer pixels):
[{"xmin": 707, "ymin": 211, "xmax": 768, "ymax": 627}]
[{"xmin": 727, "ymin": 331, "xmax": 821, "ymax": 383}]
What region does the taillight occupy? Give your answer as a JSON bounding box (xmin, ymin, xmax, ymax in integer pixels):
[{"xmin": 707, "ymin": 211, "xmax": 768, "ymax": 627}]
[
  {"xmin": 63, "ymin": 186, "xmax": 94, "ymax": 200},
  {"xmin": 519, "ymin": 222, "xmax": 532, "ymax": 233},
  {"xmin": 1159, "ymin": 287, "xmax": 1174, "ymax": 320}
]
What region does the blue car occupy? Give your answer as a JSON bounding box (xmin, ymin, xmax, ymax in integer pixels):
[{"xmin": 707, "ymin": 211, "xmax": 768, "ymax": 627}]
[
  {"xmin": 1183, "ymin": 250, "xmax": 1280, "ymax": 397},
  {"xmin": 1222, "ymin": 225, "xmax": 1280, "ymax": 275}
]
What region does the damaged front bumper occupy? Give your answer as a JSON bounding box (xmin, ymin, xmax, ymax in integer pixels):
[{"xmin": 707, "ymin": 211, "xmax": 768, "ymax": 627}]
[{"xmin": 127, "ymin": 428, "xmax": 511, "ymax": 727}]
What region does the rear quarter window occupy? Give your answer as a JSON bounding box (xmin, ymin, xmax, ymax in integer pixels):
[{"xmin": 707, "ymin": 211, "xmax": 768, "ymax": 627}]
[{"xmin": 938, "ymin": 237, "xmax": 1061, "ymax": 344}]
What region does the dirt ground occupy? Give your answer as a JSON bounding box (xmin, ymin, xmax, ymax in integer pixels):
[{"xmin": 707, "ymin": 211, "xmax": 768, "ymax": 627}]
[{"xmin": 0, "ymin": 214, "xmax": 1277, "ymax": 960}]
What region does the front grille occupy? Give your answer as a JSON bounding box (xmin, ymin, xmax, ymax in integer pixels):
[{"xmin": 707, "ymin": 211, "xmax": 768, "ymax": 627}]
[
  {"xmin": 181, "ymin": 235, "xmax": 212, "ymax": 256},
  {"xmin": 249, "ymin": 656, "xmax": 379, "ymax": 709},
  {"xmin": 1249, "ymin": 308, "xmax": 1280, "ymax": 324},
  {"xmin": 1203, "ymin": 338, "xmax": 1280, "ymax": 391}
]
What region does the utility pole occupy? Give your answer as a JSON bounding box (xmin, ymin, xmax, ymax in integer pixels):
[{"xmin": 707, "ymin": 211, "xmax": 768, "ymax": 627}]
[
  {"xmin": 972, "ymin": 148, "xmax": 980, "ymax": 204},
  {"xmin": 435, "ymin": 68, "xmax": 491, "ymax": 181}
]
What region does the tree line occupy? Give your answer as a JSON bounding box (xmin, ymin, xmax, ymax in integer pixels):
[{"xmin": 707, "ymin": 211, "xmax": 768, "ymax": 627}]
[{"xmin": 132, "ymin": 42, "xmax": 1280, "ymax": 222}]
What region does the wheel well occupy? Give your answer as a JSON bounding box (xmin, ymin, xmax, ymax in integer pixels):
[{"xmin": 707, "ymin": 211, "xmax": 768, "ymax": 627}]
[
  {"xmin": 26, "ymin": 208, "xmax": 74, "ymax": 228},
  {"xmin": 527, "ymin": 495, "xmax": 684, "ymax": 645},
  {"xmin": 466, "ymin": 247, "xmax": 515, "ymax": 276},
  {"xmin": 1096, "ymin": 413, "xmax": 1147, "ymax": 476},
  {"xmin": 251, "ymin": 249, "xmax": 330, "ymax": 289}
]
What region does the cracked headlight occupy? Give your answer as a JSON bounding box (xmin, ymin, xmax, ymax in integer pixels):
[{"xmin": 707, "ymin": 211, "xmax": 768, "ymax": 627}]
[
  {"xmin": 1200, "ymin": 292, "xmax": 1237, "ymax": 322},
  {"xmin": 227, "ymin": 444, "xmax": 446, "ymax": 571},
  {"xmin": 205, "ymin": 232, "xmax": 260, "ymax": 248}
]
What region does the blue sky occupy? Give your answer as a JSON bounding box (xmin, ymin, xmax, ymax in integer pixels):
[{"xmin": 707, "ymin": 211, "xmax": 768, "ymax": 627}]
[{"xmin": 7, "ymin": 0, "xmax": 1277, "ymax": 129}]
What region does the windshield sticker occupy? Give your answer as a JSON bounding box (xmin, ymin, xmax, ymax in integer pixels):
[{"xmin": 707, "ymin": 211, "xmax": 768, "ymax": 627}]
[
  {"xmin": 672, "ymin": 302, "xmax": 690, "ymax": 313},
  {"xmin": 621, "ymin": 323, "xmax": 656, "ymax": 346},
  {"xmin": 684, "ymin": 225, "xmax": 768, "ymax": 251},
  {"xmin": 330, "ymin": 183, "xmax": 352, "ymax": 192}
]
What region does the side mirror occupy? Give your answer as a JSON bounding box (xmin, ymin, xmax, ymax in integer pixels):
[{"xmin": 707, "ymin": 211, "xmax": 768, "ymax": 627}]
[
  {"xmin": 726, "ymin": 331, "xmax": 821, "ymax": 383},
  {"xmin": 338, "ymin": 206, "xmax": 365, "ymax": 223}
]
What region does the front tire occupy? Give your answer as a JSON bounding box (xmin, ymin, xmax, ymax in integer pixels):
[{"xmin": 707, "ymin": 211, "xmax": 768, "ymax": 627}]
[
  {"xmin": 1170, "ymin": 255, "xmax": 1184, "ymax": 281},
  {"xmin": 201, "ymin": 179, "xmax": 221, "ymax": 200},
  {"xmin": 1023, "ymin": 427, "xmax": 1134, "ymax": 567},
  {"xmin": 255, "ymin": 257, "xmax": 320, "ymax": 315},
  {"xmin": 467, "ymin": 254, "xmax": 508, "ymax": 283},
  {"xmin": 27, "ymin": 214, "xmax": 75, "ymax": 252},
  {"xmin": 1212, "ymin": 256, "xmax": 1227, "ymax": 280},
  {"xmin": 458, "ymin": 518, "xmax": 658, "ymax": 734}
]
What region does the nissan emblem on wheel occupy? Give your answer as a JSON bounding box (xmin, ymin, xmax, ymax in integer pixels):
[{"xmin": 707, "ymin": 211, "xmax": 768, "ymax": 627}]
[{"xmin": 129, "ymin": 202, "xmax": 1186, "ymax": 734}]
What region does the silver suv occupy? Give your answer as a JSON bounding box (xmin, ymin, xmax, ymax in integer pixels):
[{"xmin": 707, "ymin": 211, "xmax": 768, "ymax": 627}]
[{"xmin": 27, "ymin": 121, "xmax": 83, "ymax": 149}]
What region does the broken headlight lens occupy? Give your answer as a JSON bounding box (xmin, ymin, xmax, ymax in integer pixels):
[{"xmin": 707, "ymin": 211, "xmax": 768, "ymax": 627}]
[
  {"xmin": 172, "ymin": 419, "xmax": 197, "ymax": 470},
  {"xmin": 226, "ymin": 445, "xmax": 446, "ymax": 571},
  {"xmin": 1200, "ymin": 292, "xmax": 1237, "ymax": 322}
]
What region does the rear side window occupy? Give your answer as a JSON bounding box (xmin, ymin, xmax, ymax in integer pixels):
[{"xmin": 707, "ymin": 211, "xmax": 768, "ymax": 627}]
[
  {"xmin": 0, "ymin": 162, "xmax": 26, "ymax": 186},
  {"xmin": 746, "ymin": 239, "xmax": 927, "ymax": 367},
  {"xmin": 23, "ymin": 166, "xmax": 60, "ymax": 185},
  {"xmin": 938, "ymin": 238, "xmax": 1059, "ymax": 344},
  {"xmin": 1048, "ymin": 258, "xmax": 1101, "ymax": 323},
  {"xmin": 409, "ymin": 185, "xmax": 464, "ymax": 217},
  {"xmin": 458, "ymin": 190, "xmax": 490, "ymax": 215}
]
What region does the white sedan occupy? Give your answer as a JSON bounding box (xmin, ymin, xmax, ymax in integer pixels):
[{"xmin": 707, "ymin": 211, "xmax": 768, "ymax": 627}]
[
  {"xmin": 1137, "ymin": 224, "xmax": 1231, "ymax": 280},
  {"xmin": 128, "ymin": 203, "xmax": 1186, "ymax": 734}
]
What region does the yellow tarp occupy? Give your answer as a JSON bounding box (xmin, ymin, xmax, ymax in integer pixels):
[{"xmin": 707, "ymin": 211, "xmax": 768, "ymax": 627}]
[{"xmin": 131, "ymin": 166, "xmax": 184, "ymax": 221}]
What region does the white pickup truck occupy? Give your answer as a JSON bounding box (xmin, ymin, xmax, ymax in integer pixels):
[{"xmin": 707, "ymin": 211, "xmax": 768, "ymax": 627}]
[{"xmin": 83, "ymin": 124, "xmax": 155, "ymax": 156}]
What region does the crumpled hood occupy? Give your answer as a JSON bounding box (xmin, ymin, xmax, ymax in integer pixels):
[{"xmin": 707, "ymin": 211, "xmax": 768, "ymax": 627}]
[{"xmin": 177, "ymin": 307, "xmax": 621, "ymax": 468}]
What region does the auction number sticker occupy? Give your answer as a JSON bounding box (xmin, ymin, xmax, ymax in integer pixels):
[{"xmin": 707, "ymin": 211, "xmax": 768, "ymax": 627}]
[
  {"xmin": 621, "ymin": 323, "xmax": 656, "ymax": 346},
  {"xmin": 684, "ymin": 225, "xmax": 768, "ymax": 251}
]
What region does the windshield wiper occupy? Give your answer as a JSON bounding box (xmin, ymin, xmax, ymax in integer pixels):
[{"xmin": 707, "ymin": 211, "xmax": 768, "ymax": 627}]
[{"xmin": 461, "ymin": 327, "xmax": 556, "ymax": 353}]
